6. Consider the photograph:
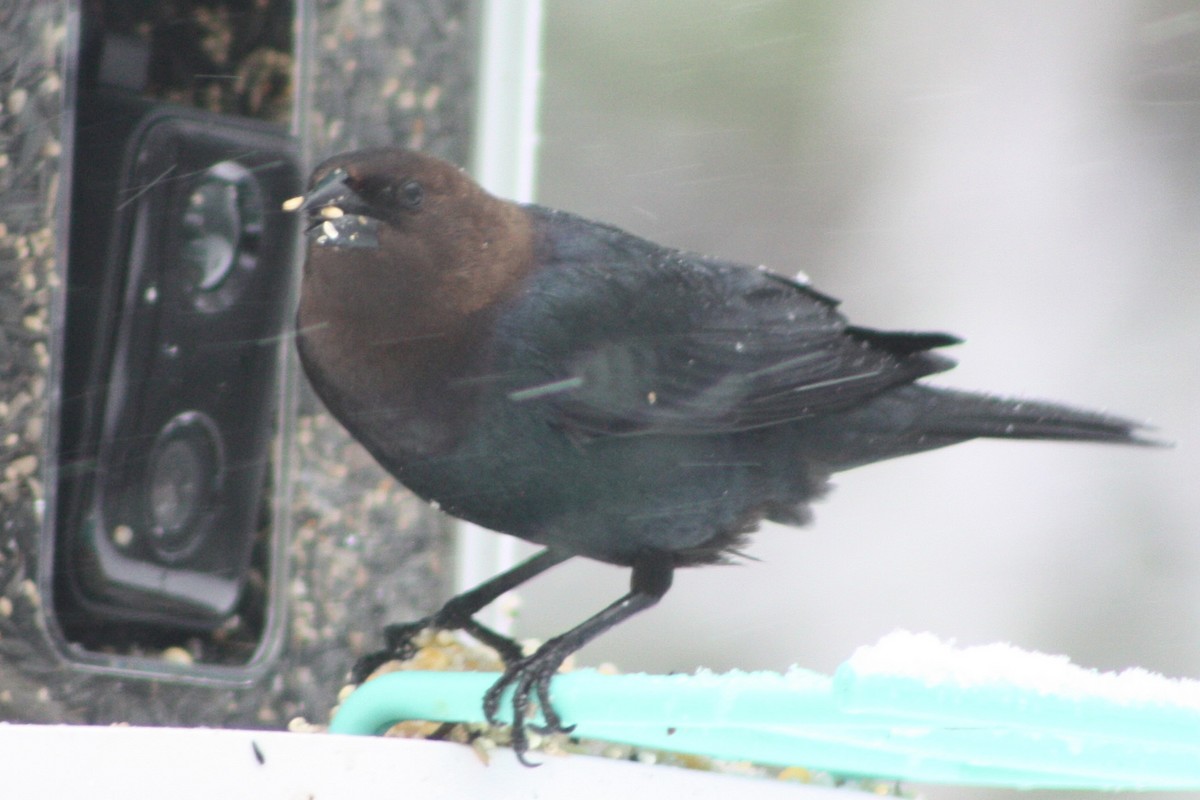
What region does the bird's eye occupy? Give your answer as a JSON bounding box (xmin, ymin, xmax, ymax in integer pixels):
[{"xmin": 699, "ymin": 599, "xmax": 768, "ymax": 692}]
[{"xmin": 399, "ymin": 180, "xmax": 424, "ymax": 209}]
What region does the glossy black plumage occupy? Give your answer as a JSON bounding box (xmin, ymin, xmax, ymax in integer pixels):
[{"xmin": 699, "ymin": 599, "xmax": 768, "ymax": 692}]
[{"xmin": 291, "ymin": 147, "xmax": 1152, "ymax": 761}]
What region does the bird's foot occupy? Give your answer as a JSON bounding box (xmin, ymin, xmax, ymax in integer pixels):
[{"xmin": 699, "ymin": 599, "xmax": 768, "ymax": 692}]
[
  {"xmin": 351, "ymin": 602, "xmax": 525, "ymax": 684},
  {"xmin": 482, "ymin": 641, "xmax": 577, "ymax": 766},
  {"xmin": 350, "ymin": 618, "xmax": 430, "ymax": 683}
]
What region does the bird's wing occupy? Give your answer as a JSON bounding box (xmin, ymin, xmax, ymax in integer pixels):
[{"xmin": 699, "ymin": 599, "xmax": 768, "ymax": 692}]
[{"xmin": 502, "ymin": 211, "xmax": 959, "ymax": 437}]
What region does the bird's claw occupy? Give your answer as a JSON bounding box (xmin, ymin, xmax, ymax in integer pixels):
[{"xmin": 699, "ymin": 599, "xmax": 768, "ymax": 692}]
[
  {"xmin": 351, "ymin": 606, "xmax": 526, "ymax": 685},
  {"xmin": 349, "ymin": 618, "xmax": 430, "ymax": 683},
  {"xmin": 482, "ymin": 648, "xmax": 576, "ymax": 763}
]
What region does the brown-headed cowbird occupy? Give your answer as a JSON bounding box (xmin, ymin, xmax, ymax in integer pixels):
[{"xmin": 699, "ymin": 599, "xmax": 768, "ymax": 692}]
[{"xmin": 291, "ymin": 147, "xmax": 1154, "ymax": 762}]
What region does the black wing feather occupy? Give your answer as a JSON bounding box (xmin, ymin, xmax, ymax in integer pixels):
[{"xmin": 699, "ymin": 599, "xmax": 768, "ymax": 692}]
[{"xmin": 504, "ymin": 207, "xmax": 959, "ymax": 437}]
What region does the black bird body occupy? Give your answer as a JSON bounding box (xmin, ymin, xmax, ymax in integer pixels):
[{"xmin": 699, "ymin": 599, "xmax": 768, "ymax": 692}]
[{"xmin": 292, "ymin": 147, "xmax": 1152, "ymax": 760}]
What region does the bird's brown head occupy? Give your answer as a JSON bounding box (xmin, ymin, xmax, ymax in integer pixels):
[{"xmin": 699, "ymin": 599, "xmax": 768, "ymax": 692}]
[
  {"xmin": 289, "ymin": 148, "xmax": 534, "ymax": 331},
  {"xmin": 288, "ymin": 149, "xmax": 537, "ymax": 453}
]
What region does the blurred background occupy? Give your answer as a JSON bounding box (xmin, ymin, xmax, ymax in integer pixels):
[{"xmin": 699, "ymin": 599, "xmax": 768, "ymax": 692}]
[{"xmin": 508, "ymin": 0, "xmax": 1200, "ymax": 729}]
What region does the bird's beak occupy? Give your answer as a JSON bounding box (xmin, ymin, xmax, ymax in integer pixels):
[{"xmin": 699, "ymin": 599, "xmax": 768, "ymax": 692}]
[
  {"xmin": 298, "ymin": 168, "xmax": 360, "ymax": 212},
  {"xmin": 283, "ymin": 168, "xmax": 381, "ymax": 250}
]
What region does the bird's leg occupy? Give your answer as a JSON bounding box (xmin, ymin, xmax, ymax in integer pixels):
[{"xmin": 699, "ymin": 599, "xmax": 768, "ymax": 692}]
[
  {"xmin": 482, "ymin": 550, "xmax": 675, "ymax": 765},
  {"xmin": 352, "ymin": 548, "xmax": 571, "ymax": 683}
]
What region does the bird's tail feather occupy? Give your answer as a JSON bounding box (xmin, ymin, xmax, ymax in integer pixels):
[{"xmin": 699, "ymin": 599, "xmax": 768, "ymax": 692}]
[
  {"xmin": 909, "ymin": 386, "xmax": 1161, "ymax": 446},
  {"xmin": 810, "ymin": 385, "xmax": 1162, "ymax": 471}
]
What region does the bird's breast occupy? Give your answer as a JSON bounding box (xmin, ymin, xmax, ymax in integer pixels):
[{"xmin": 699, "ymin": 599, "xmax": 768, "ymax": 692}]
[{"xmin": 295, "ymin": 302, "xmax": 496, "ymax": 461}]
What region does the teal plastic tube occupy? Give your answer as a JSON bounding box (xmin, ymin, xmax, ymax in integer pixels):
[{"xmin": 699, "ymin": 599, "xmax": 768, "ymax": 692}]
[{"xmin": 329, "ymin": 635, "xmax": 1200, "ymax": 790}]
